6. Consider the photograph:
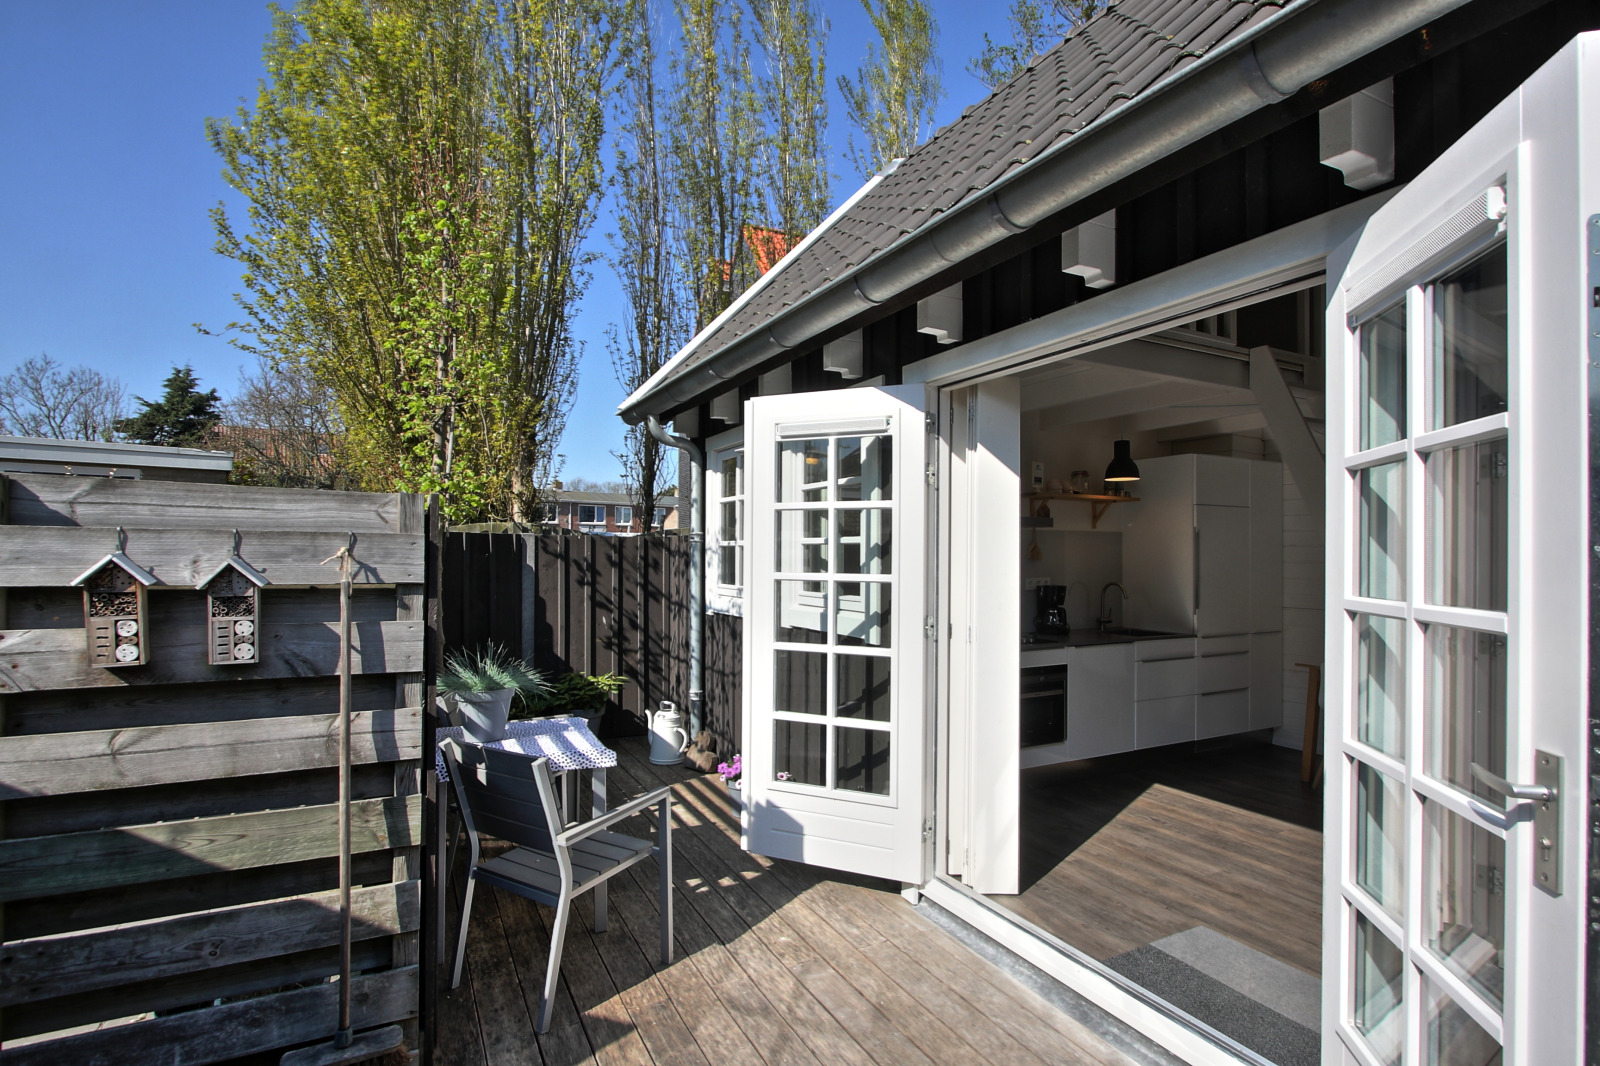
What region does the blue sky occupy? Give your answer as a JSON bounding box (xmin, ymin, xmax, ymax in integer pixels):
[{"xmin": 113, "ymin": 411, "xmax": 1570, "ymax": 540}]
[{"xmin": 0, "ymin": 1, "xmax": 1006, "ymax": 484}]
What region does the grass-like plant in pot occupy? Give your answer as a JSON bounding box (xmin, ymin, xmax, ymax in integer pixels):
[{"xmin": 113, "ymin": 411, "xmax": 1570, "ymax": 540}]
[{"xmin": 438, "ymin": 644, "xmax": 549, "ymax": 743}]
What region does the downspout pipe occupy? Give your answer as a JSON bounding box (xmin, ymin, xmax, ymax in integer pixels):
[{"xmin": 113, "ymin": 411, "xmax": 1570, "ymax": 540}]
[
  {"xmin": 618, "ymin": 0, "xmax": 1476, "ymax": 423},
  {"xmin": 647, "ymin": 416, "xmax": 705, "ymax": 739}
]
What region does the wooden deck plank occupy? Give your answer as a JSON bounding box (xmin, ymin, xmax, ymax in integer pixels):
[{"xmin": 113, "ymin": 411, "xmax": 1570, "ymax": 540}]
[
  {"xmin": 433, "ymin": 948, "xmax": 489, "ymax": 1066},
  {"xmin": 461, "ymin": 889, "xmax": 545, "ymax": 1066},
  {"xmin": 490, "ymin": 884, "xmax": 599, "ymax": 1066}
]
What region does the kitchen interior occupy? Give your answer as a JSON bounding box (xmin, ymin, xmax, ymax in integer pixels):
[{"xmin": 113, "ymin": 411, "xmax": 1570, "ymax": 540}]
[{"xmin": 1001, "ymin": 293, "xmax": 1325, "ymax": 1066}]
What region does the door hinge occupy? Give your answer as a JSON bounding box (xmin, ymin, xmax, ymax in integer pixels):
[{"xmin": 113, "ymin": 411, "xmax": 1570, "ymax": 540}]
[
  {"xmin": 924, "ymin": 616, "xmax": 937, "ymax": 641},
  {"xmin": 925, "ymin": 465, "xmax": 937, "ymax": 488},
  {"xmin": 925, "ymin": 411, "xmax": 936, "ymax": 430},
  {"xmin": 922, "ymin": 818, "xmax": 936, "ymax": 842}
]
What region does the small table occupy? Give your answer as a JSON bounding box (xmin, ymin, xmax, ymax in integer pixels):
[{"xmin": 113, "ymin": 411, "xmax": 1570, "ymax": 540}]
[{"xmin": 435, "ymin": 716, "xmax": 619, "ymax": 950}]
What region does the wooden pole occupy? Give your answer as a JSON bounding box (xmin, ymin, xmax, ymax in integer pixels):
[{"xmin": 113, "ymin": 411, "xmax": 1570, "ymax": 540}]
[{"xmin": 336, "ymin": 540, "xmax": 354, "ymax": 1048}]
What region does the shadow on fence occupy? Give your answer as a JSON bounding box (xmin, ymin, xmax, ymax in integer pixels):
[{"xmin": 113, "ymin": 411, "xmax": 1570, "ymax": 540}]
[{"xmin": 441, "ymin": 531, "xmax": 742, "ymax": 749}]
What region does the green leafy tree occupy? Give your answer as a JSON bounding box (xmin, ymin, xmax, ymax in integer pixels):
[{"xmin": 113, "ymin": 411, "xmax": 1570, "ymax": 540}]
[
  {"xmin": 116, "ymin": 365, "xmax": 222, "ymax": 447},
  {"xmin": 837, "ymin": 0, "xmax": 941, "ymax": 180},
  {"xmin": 608, "ymin": 0, "xmax": 685, "ymax": 523},
  {"xmin": 668, "ymin": 0, "xmax": 762, "ymax": 330},
  {"xmin": 750, "ymin": 0, "xmax": 830, "ymax": 241},
  {"xmin": 208, "ymin": 0, "xmax": 618, "ymax": 522},
  {"xmin": 967, "ymin": 0, "xmax": 1106, "ymax": 91}
]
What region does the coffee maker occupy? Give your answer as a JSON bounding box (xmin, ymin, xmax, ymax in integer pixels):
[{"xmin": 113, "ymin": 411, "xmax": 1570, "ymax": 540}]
[{"xmin": 1034, "ymin": 584, "xmax": 1070, "ymax": 637}]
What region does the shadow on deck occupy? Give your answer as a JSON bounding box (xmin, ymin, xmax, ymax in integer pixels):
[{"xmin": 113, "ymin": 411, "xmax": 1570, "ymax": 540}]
[{"xmin": 434, "ymin": 741, "xmax": 1148, "ymax": 1066}]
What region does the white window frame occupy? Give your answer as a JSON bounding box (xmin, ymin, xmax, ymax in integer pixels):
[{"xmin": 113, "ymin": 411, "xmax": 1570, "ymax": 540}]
[
  {"xmin": 615, "ymin": 505, "xmax": 633, "ymax": 528},
  {"xmin": 707, "ymin": 427, "xmax": 745, "ymax": 615},
  {"xmin": 577, "ymin": 503, "xmax": 606, "ymax": 529}
]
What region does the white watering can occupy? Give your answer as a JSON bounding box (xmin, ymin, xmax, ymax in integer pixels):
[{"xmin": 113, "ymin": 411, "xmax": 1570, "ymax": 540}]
[{"xmin": 648, "ymin": 701, "xmax": 689, "ymax": 766}]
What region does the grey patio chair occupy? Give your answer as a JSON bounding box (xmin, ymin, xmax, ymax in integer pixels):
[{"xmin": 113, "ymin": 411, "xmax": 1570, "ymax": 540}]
[{"xmin": 440, "ymin": 737, "xmax": 674, "ymax": 1033}]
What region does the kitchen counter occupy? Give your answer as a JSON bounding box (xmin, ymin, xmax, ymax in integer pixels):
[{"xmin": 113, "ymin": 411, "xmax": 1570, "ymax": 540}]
[{"xmin": 1022, "ymin": 629, "xmax": 1189, "ymax": 650}]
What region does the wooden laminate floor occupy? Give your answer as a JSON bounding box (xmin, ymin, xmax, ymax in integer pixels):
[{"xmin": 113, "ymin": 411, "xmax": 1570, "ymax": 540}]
[
  {"xmin": 994, "ymin": 740, "xmax": 1324, "ymax": 977},
  {"xmin": 435, "ymin": 741, "xmax": 1154, "ymax": 1066}
]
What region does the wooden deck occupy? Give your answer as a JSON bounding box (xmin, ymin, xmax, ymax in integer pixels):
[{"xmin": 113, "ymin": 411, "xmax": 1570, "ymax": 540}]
[{"xmin": 435, "ymin": 740, "xmax": 1148, "ymax": 1066}]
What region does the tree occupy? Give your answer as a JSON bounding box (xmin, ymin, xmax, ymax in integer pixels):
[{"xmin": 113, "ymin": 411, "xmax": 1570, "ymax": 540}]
[
  {"xmin": 116, "ymin": 365, "xmax": 222, "ymax": 447},
  {"xmin": 0, "ymin": 355, "xmax": 126, "ymax": 442},
  {"xmin": 967, "ymin": 0, "xmax": 1106, "ymax": 92},
  {"xmin": 608, "ymin": 0, "xmax": 685, "ymax": 525},
  {"xmin": 667, "ymin": 0, "xmax": 762, "ymax": 330},
  {"xmin": 208, "ymin": 0, "xmax": 618, "ymax": 523},
  {"xmin": 837, "ymin": 0, "xmax": 941, "ymax": 180},
  {"xmin": 222, "ymin": 355, "xmax": 356, "ymax": 489},
  {"xmin": 750, "ymin": 0, "xmax": 830, "ymax": 242}
]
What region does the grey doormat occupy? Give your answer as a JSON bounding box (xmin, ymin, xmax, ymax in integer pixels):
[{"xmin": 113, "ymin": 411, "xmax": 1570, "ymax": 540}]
[{"xmin": 1105, "ymin": 930, "xmax": 1319, "ymax": 1066}]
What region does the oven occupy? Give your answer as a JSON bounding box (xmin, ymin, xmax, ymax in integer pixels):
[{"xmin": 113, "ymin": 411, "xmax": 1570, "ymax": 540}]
[{"xmin": 1019, "ymin": 663, "xmax": 1068, "ymax": 747}]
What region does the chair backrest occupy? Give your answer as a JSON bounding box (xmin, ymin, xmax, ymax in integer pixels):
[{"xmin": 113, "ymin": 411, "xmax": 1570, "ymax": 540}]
[{"xmin": 441, "ymin": 737, "xmax": 563, "ymax": 853}]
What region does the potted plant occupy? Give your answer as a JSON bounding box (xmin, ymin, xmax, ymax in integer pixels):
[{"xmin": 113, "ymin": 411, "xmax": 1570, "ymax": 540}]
[
  {"xmin": 519, "ymin": 671, "xmax": 627, "ymax": 735},
  {"xmin": 718, "ymin": 753, "xmax": 744, "ymax": 812},
  {"xmin": 438, "ymin": 644, "xmax": 548, "ymax": 743}
]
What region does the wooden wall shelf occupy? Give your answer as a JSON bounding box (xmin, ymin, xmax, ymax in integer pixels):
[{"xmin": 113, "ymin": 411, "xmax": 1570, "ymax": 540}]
[{"xmin": 1026, "ymin": 492, "xmax": 1140, "ymax": 530}]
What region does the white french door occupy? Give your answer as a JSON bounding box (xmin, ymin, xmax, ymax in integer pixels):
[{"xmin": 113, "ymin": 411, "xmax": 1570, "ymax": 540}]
[
  {"xmin": 1324, "ymin": 38, "xmax": 1591, "ymax": 1066},
  {"xmin": 743, "ymin": 385, "xmax": 931, "ymax": 883}
]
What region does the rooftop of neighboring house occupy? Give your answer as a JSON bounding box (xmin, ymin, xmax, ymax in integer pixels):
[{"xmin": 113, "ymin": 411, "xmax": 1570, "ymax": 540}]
[
  {"xmin": 546, "ymin": 487, "xmax": 681, "ymax": 509},
  {"xmin": 0, "ymin": 434, "xmax": 234, "ymax": 482}
]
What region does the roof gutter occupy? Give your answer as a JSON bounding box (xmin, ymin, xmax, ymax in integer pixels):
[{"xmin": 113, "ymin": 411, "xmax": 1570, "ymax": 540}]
[{"xmin": 619, "ymin": 0, "xmax": 1474, "ymax": 424}]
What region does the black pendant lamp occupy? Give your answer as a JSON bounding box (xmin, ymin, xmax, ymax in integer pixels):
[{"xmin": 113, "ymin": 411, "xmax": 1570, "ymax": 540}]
[{"xmin": 1104, "ymin": 439, "xmax": 1140, "ymax": 483}]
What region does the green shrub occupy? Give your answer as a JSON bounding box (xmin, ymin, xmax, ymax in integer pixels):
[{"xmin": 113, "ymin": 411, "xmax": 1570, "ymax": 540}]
[{"xmin": 516, "ymin": 672, "xmax": 628, "ymax": 718}]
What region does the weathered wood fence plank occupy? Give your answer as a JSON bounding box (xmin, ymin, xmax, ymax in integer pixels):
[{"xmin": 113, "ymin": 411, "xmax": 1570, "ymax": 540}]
[
  {"xmin": 0, "ymin": 619, "xmax": 423, "ymax": 692},
  {"xmin": 0, "ymin": 708, "xmax": 422, "ymax": 797},
  {"xmin": 0, "ymin": 964, "xmax": 418, "ymax": 1066},
  {"xmin": 0, "ymin": 795, "xmax": 421, "ymax": 902},
  {"xmin": 7, "ymin": 475, "xmax": 406, "ymax": 532},
  {"xmin": 0, "ymin": 880, "xmax": 419, "ymax": 1007},
  {"xmin": 0, "ymin": 526, "xmax": 425, "ymax": 587}
]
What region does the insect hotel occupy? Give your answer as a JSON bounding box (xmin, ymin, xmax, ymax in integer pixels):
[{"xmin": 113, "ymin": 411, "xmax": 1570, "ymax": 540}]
[
  {"xmin": 196, "ymin": 552, "xmax": 269, "ymax": 665},
  {"xmin": 71, "ymin": 539, "xmax": 159, "ymax": 668}
]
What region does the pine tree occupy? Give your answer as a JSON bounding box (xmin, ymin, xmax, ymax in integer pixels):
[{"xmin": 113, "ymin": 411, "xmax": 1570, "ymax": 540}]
[
  {"xmin": 837, "ymin": 0, "xmax": 941, "ymax": 180},
  {"xmin": 116, "ymin": 366, "xmax": 222, "ymax": 447}
]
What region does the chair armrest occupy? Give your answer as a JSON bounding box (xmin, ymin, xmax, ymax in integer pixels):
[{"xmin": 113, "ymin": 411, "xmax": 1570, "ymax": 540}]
[{"xmin": 557, "ymin": 785, "xmax": 673, "ymax": 846}]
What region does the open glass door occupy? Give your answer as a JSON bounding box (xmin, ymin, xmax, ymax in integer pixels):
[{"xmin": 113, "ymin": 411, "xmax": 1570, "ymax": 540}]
[
  {"xmin": 1324, "ymin": 41, "xmax": 1589, "ymax": 1066},
  {"xmin": 743, "ymin": 385, "xmax": 931, "ymax": 883}
]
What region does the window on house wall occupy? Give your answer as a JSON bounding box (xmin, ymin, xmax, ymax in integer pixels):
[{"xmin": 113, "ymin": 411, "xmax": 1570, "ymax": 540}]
[
  {"xmin": 616, "ymin": 505, "xmax": 633, "ymax": 527},
  {"xmin": 707, "ymin": 430, "xmax": 744, "ymax": 614},
  {"xmin": 578, "ymin": 504, "xmax": 605, "ymax": 527},
  {"xmin": 653, "ymin": 507, "xmax": 668, "ymax": 528}
]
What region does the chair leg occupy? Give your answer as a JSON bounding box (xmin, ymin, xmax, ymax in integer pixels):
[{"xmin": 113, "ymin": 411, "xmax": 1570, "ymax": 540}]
[
  {"xmin": 538, "ymin": 894, "xmax": 572, "ymax": 1035},
  {"xmin": 658, "ymin": 797, "xmax": 673, "ymax": 966},
  {"xmin": 451, "ymin": 875, "xmax": 477, "ymax": 990}
]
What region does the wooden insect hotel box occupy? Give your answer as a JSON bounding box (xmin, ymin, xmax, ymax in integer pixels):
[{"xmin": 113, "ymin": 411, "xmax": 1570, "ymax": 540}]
[
  {"xmin": 72, "ymin": 550, "xmax": 159, "ymax": 668},
  {"xmin": 197, "ymin": 556, "xmax": 269, "ymax": 666}
]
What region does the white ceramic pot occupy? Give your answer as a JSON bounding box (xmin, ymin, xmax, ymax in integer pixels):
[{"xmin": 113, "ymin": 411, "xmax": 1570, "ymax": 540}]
[{"xmin": 456, "ymin": 689, "xmax": 514, "ymax": 743}]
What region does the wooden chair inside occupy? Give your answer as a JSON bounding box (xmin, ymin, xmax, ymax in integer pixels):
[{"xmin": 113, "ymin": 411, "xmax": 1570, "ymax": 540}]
[{"xmin": 440, "ymin": 738, "xmax": 674, "ymax": 1033}]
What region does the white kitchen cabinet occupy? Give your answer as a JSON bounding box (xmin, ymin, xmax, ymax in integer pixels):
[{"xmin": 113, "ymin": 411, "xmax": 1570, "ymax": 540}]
[
  {"xmin": 1122, "ymin": 454, "xmax": 1282, "ymax": 640},
  {"xmin": 1249, "ymin": 631, "xmax": 1284, "ymax": 730},
  {"xmin": 1064, "ymin": 643, "xmax": 1135, "ymax": 760},
  {"xmin": 1197, "ymin": 690, "xmax": 1250, "ymax": 739},
  {"xmin": 1136, "ymin": 695, "xmax": 1196, "ymax": 748}
]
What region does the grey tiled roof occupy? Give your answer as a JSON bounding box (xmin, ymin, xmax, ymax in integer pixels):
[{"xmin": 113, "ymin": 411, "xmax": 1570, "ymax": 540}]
[
  {"xmin": 679, "ymin": 0, "xmax": 1291, "ymax": 374},
  {"xmin": 555, "ymin": 490, "xmax": 680, "ymax": 507}
]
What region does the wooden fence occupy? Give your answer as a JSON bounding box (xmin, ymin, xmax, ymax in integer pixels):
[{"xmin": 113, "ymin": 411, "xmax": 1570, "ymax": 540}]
[
  {"xmin": 441, "ymin": 531, "xmax": 743, "ymax": 750},
  {"xmin": 0, "ymin": 475, "xmax": 436, "ymax": 1065}
]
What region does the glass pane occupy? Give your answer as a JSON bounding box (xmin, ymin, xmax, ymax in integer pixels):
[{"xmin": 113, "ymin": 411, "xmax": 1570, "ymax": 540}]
[
  {"xmin": 1427, "ymin": 438, "xmax": 1507, "ymax": 612},
  {"xmin": 1356, "ymin": 614, "xmax": 1406, "ymax": 757},
  {"xmin": 773, "ymin": 720, "xmax": 826, "ymax": 786},
  {"xmin": 779, "ymin": 438, "xmax": 829, "ymax": 502},
  {"xmin": 1359, "ymin": 461, "xmax": 1406, "ymax": 600},
  {"xmin": 775, "ymin": 580, "xmax": 827, "ymax": 644},
  {"xmin": 1425, "ymin": 626, "xmax": 1507, "ymax": 804},
  {"xmin": 837, "ymin": 654, "xmax": 891, "ymax": 721},
  {"xmin": 720, "ymin": 501, "xmax": 738, "ymax": 541},
  {"xmin": 1425, "ymin": 801, "xmax": 1505, "ymax": 1008},
  {"xmin": 838, "ymin": 435, "xmax": 892, "ymax": 501},
  {"xmin": 1354, "ymin": 911, "xmax": 1404, "ymax": 1066},
  {"xmin": 1356, "ymin": 763, "xmax": 1405, "ymax": 915},
  {"xmin": 836, "ymin": 727, "xmax": 890, "ymax": 794},
  {"xmin": 776, "ymin": 509, "xmax": 828, "ymax": 574},
  {"xmin": 775, "ymin": 650, "xmax": 826, "ymax": 716},
  {"xmin": 1425, "ymin": 980, "xmax": 1502, "ymax": 1066},
  {"xmin": 837, "ymin": 582, "xmax": 891, "ymax": 648},
  {"xmin": 718, "ymin": 545, "xmax": 739, "ymax": 587},
  {"xmin": 720, "ymin": 453, "xmax": 740, "ymax": 498},
  {"xmin": 835, "ymin": 509, "xmax": 892, "ymax": 575},
  {"xmin": 1431, "ymin": 244, "xmax": 1508, "ymax": 430},
  {"xmin": 1361, "ymin": 300, "xmax": 1407, "ymax": 450}
]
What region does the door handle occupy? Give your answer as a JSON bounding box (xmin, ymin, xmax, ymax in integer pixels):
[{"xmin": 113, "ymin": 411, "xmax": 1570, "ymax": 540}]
[
  {"xmin": 1468, "ymin": 752, "xmax": 1562, "ymax": 897},
  {"xmin": 1470, "ymin": 761, "xmax": 1554, "ymax": 802}
]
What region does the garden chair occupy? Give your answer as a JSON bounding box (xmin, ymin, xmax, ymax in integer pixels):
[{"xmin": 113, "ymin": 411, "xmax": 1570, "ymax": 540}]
[{"xmin": 440, "ymin": 737, "xmax": 674, "ymax": 1033}]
